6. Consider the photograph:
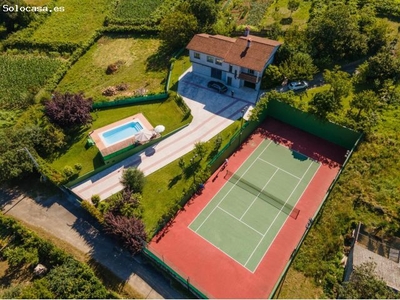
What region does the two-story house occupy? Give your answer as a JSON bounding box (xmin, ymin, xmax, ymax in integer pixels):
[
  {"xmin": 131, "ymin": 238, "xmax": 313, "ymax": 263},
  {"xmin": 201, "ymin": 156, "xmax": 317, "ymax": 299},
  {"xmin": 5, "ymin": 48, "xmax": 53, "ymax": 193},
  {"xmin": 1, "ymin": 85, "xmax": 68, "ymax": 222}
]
[{"xmin": 186, "ymin": 32, "xmax": 281, "ymax": 91}]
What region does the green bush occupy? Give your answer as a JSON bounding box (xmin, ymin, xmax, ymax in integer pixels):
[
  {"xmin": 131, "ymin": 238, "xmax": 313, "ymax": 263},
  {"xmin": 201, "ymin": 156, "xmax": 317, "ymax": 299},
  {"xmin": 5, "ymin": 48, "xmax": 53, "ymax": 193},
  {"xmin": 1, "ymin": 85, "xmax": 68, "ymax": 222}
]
[
  {"xmin": 261, "ymin": 65, "xmax": 284, "ymax": 89},
  {"xmin": 91, "ymin": 194, "xmax": 101, "ymax": 206},
  {"xmin": 62, "ymin": 165, "xmax": 74, "ymax": 178},
  {"xmin": 121, "ymin": 167, "xmax": 146, "ymax": 194},
  {"xmin": 81, "ymin": 200, "xmax": 104, "ymax": 224}
]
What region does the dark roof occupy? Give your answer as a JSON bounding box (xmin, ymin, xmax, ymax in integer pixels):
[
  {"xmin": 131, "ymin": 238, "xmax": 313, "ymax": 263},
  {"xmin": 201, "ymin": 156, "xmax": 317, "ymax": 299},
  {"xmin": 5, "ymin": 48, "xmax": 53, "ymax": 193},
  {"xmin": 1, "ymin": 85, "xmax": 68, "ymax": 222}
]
[{"xmin": 186, "ymin": 34, "xmax": 282, "ymax": 72}]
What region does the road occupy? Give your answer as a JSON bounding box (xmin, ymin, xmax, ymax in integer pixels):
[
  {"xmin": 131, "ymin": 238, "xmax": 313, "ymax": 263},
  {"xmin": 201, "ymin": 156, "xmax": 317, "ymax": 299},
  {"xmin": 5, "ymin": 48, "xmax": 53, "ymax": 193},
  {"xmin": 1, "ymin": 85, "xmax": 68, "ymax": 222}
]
[{"xmin": 0, "ymin": 185, "xmax": 187, "ymax": 299}]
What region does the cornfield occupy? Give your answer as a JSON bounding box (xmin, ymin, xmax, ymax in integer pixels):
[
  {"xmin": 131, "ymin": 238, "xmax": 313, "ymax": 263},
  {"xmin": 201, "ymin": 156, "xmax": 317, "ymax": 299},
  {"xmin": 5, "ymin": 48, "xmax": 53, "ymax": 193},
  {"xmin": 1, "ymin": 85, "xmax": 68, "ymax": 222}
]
[{"xmin": 0, "ymin": 54, "xmax": 62, "ymax": 109}]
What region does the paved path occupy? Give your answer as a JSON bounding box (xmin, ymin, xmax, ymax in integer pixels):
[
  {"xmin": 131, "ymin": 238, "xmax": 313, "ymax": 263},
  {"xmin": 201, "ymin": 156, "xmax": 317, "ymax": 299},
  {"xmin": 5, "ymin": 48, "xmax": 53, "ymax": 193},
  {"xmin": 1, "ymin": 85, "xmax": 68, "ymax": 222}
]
[
  {"xmin": 72, "ymin": 70, "xmax": 258, "ymax": 200},
  {"xmin": 0, "ymin": 187, "xmax": 184, "ymax": 299}
]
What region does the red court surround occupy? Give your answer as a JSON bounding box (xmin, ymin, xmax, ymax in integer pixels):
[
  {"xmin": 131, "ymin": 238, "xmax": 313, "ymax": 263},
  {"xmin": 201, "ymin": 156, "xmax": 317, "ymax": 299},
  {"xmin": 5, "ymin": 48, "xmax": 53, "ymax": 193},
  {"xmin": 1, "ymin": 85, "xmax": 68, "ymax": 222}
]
[{"xmin": 148, "ymin": 118, "xmax": 347, "ymax": 298}]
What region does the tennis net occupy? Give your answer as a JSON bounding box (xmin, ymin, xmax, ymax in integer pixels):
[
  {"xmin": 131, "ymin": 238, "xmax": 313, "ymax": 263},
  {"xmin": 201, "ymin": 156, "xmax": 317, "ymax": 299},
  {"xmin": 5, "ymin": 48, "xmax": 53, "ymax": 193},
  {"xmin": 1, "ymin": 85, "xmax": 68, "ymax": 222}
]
[{"xmin": 224, "ymin": 170, "xmax": 300, "ymax": 219}]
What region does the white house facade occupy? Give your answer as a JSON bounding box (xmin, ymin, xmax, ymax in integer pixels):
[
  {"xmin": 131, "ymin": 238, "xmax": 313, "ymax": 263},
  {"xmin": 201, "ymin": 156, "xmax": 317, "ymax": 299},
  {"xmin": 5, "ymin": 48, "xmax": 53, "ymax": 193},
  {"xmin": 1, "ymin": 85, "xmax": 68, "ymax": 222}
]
[{"xmin": 186, "ymin": 33, "xmax": 281, "ymax": 91}]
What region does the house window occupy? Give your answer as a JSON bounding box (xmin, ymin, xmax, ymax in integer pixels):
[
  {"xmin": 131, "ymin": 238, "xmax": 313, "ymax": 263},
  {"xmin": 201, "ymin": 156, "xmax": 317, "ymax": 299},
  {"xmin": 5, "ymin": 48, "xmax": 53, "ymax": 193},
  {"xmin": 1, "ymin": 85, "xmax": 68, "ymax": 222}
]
[
  {"xmin": 194, "ymin": 52, "xmax": 200, "ymax": 59},
  {"xmin": 207, "ymin": 56, "xmax": 214, "ymax": 63},
  {"xmin": 215, "ymin": 58, "xmax": 223, "ymax": 65},
  {"xmin": 248, "ymin": 69, "xmax": 255, "ymax": 75},
  {"xmin": 229, "ymin": 65, "xmax": 233, "ymax": 73}
]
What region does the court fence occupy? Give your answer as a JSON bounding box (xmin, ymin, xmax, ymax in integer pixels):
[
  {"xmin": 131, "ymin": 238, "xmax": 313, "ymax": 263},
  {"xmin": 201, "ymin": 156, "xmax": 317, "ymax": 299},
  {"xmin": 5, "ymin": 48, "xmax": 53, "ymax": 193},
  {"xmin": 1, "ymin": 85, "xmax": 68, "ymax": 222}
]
[
  {"xmin": 270, "ymin": 131, "xmax": 363, "ymax": 298},
  {"xmin": 265, "ymin": 99, "xmax": 360, "ymax": 149},
  {"xmin": 208, "ymin": 99, "xmax": 361, "ymax": 174},
  {"xmin": 142, "ymin": 248, "xmax": 207, "ymax": 299}
]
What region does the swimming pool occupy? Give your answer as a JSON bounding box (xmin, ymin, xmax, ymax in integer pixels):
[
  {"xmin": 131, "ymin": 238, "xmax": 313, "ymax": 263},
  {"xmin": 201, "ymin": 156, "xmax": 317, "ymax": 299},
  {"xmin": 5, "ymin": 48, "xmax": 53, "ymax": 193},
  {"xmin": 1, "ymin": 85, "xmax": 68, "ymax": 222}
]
[{"xmin": 101, "ymin": 120, "xmax": 144, "ymax": 146}]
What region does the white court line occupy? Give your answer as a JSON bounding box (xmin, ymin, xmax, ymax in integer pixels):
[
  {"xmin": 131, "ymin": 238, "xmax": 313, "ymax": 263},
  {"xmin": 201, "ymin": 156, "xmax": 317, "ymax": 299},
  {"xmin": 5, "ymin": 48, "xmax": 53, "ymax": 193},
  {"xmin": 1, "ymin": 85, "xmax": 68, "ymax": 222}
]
[
  {"xmin": 257, "ymin": 157, "xmax": 302, "ymax": 180},
  {"xmin": 250, "ymin": 162, "xmax": 321, "ymax": 273},
  {"xmin": 187, "ymin": 226, "xmax": 252, "ymax": 272},
  {"xmin": 244, "ymin": 161, "xmax": 315, "ymax": 269},
  {"xmin": 217, "ymin": 206, "xmax": 264, "ymax": 236},
  {"xmin": 190, "ymin": 140, "xmax": 273, "ymax": 233},
  {"xmin": 188, "ymin": 139, "xmax": 271, "ymax": 230},
  {"xmin": 239, "ymin": 168, "xmax": 279, "ymax": 221}
]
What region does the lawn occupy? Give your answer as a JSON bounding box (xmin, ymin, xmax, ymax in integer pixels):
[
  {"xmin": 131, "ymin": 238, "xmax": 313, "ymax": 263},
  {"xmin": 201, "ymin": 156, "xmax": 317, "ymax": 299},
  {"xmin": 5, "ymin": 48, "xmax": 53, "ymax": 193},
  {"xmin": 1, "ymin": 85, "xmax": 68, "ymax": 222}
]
[
  {"xmin": 0, "ymin": 54, "xmax": 63, "ymax": 109},
  {"xmin": 49, "ymin": 97, "xmax": 190, "ymax": 175},
  {"xmin": 277, "ymin": 269, "xmax": 324, "ymax": 298},
  {"xmin": 169, "ymin": 51, "xmax": 190, "ymax": 91},
  {"xmin": 141, "ymin": 121, "xmax": 241, "ymax": 235},
  {"xmin": 56, "ymin": 35, "xmax": 166, "ymax": 101},
  {"xmin": 261, "ymin": 0, "xmax": 312, "ymax": 30},
  {"xmin": 29, "ymin": 0, "xmax": 110, "ymax": 43}
]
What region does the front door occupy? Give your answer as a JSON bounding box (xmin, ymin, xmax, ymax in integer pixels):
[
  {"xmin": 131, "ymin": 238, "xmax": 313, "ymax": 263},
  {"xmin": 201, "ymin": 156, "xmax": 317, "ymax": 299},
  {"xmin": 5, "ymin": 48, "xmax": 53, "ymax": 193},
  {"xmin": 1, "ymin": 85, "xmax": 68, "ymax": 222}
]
[{"xmin": 227, "ymin": 77, "xmax": 232, "ymax": 86}]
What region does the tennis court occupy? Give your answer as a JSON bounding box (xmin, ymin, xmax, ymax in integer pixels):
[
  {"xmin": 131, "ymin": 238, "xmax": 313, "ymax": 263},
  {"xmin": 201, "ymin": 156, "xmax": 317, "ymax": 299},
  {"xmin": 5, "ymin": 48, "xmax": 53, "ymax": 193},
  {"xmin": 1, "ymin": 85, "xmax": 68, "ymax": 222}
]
[{"xmin": 189, "ymin": 139, "xmax": 320, "ymax": 272}]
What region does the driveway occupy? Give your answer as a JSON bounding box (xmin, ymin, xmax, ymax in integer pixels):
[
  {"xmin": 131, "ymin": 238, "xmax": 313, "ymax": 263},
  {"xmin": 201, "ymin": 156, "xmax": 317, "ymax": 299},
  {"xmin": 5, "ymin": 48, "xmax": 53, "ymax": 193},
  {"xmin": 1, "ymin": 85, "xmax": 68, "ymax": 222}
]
[
  {"xmin": 0, "ymin": 186, "xmax": 184, "ymax": 299},
  {"xmin": 72, "ymin": 68, "xmax": 258, "ymax": 201}
]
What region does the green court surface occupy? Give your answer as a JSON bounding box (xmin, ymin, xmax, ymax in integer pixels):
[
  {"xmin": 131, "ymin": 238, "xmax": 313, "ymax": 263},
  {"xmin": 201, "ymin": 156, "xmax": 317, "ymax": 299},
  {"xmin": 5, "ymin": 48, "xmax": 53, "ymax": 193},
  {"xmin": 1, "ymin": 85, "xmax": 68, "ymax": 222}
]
[{"xmin": 189, "ymin": 140, "xmax": 320, "ymax": 272}]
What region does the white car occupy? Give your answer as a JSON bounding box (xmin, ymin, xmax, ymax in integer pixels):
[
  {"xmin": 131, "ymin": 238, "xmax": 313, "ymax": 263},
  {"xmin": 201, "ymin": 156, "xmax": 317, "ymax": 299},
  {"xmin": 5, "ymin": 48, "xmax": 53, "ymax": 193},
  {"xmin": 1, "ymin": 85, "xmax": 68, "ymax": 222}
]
[{"xmin": 288, "ymin": 81, "xmax": 308, "ymax": 91}]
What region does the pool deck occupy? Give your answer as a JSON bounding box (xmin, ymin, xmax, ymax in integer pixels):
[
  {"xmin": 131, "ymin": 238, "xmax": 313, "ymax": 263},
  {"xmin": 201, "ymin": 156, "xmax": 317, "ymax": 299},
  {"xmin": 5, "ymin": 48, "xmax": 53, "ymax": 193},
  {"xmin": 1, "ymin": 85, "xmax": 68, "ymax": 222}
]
[{"xmin": 90, "ymin": 113, "xmax": 154, "ymax": 157}]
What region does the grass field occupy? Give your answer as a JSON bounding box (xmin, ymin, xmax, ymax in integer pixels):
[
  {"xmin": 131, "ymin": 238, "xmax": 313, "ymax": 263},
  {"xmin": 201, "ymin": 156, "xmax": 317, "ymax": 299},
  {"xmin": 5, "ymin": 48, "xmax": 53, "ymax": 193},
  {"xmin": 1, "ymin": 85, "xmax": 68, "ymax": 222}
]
[
  {"xmin": 30, "ymin": 0, "xmax": 109, "ymax": 43},
  {"xmin": 169, "ymin": 52, "xmax": 190, "ymax": 91},
  {"xmin": 56, "ymin": 35, "xmax": 166, "ymax": 101},
  {"xmin": 25, "ymin": 0, "xmax": 52, "ymax": 5},
  {"xmin": 277, "ymin": 269, "xmax": 324, "ymax": 298},
  {"xmin": 0, "ymin": 54, "xmax": 63, "ymax": 109},
  {"xmin": 113, "ymin": 0, "xmax": 163, "ymax": 20},
  {"xmin": 262, "ymin": 0, "xmax": 312, "ymax": 29},
  {"xmin": 49, "ymin": 97, "xmax": 190, "ymax": 175}
]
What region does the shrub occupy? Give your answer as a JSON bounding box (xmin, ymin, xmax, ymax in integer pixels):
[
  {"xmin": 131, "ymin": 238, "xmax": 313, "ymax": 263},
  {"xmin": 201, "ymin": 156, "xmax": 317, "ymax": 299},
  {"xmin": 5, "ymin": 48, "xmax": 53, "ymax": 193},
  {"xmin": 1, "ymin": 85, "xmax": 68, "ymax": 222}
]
[
  {"xmin": 261, "ymin": 65, "xmax": 284, "ymax": 89},
  {"xmin": 103, "ymin": 212, "xmax": 147, "ymax": 254},
  {"xmin": 62, "ymin": 166, "xmax": 74, "ymax": 178},
  {"xmin": 74, "ymin": 163, "xmax": 82, "ymax": 171},
  {"xmin": 81, "ymin": 201, "xmax": 104, "ymax": 224},
  {"xmin": 121, "ymin": 167, "xmax": 146, "ymax": 193},
  {"xmin": 45, "ymin": 92, "xmax": 93, "ymax": 129},
  {"xmin": 91, "ymin": 194, "xmax": 101, "ymax": 206}
]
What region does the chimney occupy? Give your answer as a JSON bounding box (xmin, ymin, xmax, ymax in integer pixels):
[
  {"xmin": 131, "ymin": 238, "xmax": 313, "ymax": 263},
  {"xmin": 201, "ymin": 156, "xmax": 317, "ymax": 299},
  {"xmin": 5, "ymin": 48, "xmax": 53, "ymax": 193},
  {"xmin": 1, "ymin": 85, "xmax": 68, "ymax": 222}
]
[
  {"xmin": 247, "ymin": 38, "xmax": 251, "ymax": 48},
  {"xmin": 244, "ymin": 26, "xmax": 250, "ymax": 37}
]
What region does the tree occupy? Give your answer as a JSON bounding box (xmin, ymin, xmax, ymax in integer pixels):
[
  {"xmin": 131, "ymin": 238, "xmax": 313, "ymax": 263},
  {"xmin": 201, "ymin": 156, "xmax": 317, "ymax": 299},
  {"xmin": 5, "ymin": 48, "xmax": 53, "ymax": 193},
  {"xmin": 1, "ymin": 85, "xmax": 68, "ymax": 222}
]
[
  {"xmin": 287, "ymin": 0, "xmax": 300, "ymax": 17},
  {"xmin": 194, "ymin": 141, "xmax": 207, "ymax": 160},
  {"xmin": 323, "ymin": 66, "xmax": 353, "ymax": 105},
  {"xmin": 363, "ymin": 48, "xmax": 400, "ymax": 89},
  {"xmin": 108, "ymin": 188, "xmax": 143, "ymax": 218},
  {"xmin": 339, "ymin": 262, "xmax": 398, "ymax": 299},
  {"xmin": 103, "ymin": 212, "xmax": 147, "ymax": 254},
  {"xmin": 261, "ymin": 65, "xmax": 284, "ymax": 89},
  {"xmin": 308, "ymin": 91, "xmax": 340, "ymax": 119},
  {"xmin": 46, "ymin": 258, "xmax": 109, "ymax": 299},
  {"xmin": 0, "ymin": 0, "xmax": 35, "ymax": 33},
  {"xmin": 307, "ymin": 4, "xmax": 368, "ymax": 62},
  {"xmin": 279, "ymin": 52, "xmax": 318, "ymax": 81},
  {"xmin": 187, "ymin": 0, "xmax": 218, "ymax": 31},
  {"xmin": 379, "ymin": 79, "xmax": 400, "ymax": 105},
  {"xmin": 121, "ymin": 167, "xmax": 145, "ymax": 194},
  {"xmin": 159, "ymin": 10, "xmax": 198, "ymax": 50},
  {"xmin": 45, "ymin": 92, "xmax": 93, "ymax": 129},
  {"xmin": 350, "ymin": 90, "xmax": 379, "ymax": 120}
]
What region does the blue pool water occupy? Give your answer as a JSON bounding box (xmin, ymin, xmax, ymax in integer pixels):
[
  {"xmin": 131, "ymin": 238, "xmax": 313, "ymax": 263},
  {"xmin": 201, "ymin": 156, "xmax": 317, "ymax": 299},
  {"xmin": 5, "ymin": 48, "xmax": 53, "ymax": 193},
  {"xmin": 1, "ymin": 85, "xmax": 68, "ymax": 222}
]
[{"xmin": 102, "ymin": 121, "xmax": 143, "ymax": 146}]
